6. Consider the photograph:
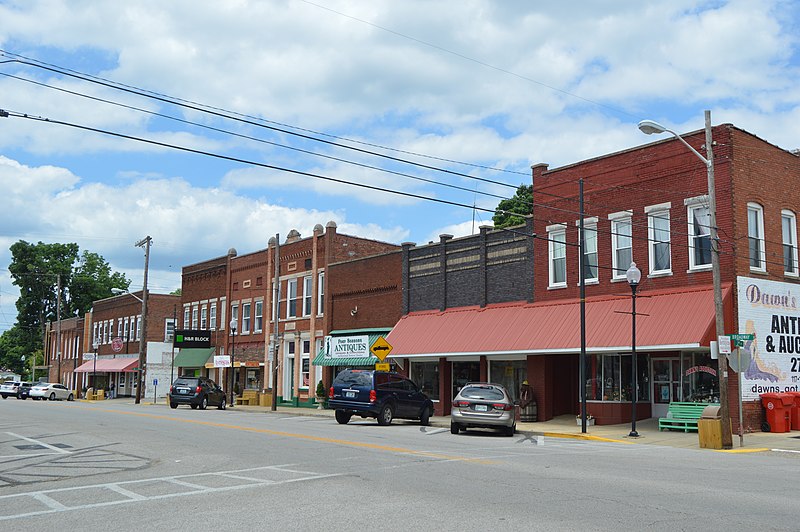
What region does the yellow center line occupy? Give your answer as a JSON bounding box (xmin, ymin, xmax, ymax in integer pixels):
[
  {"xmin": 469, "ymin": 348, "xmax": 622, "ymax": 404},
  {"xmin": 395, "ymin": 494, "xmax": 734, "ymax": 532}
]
[{"xmin": 82, "ymin": 405, "xmax": 495, "ymax": 463}]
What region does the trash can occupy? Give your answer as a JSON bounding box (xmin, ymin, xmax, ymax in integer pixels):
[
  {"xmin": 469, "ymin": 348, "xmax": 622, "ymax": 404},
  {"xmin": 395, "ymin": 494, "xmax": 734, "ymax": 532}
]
[
  {"xmin": 698, "ymin": 405, "xmax": 724, "ymax": 449},
  {"xmin": 786, "ymin": 391, "xmax": 800, "ymax": 430},
  {"xmin": 760, "ymin": 392, "xmax": 793, "ymax": 432}
]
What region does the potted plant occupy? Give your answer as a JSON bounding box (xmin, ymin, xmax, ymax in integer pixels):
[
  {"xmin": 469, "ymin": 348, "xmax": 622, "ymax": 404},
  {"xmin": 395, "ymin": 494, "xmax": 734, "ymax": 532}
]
[
  {"xmin": 576, "ymin": 414, "xmax": 595, "ymax": 426},
  {"xmin": 315, "ymin": 380, "xmax": 327, "ymax": 409}
]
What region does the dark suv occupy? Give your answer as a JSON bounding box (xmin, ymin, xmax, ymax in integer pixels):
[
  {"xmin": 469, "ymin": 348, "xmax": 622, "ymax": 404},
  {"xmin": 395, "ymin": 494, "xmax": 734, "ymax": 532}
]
[
  {"xmin": 328, "ymin": 369, "xmax": 433, "ymax": 426},
  {"xmin": 168, "ymin": 376, "xmax": 227, "ymax": 410}
]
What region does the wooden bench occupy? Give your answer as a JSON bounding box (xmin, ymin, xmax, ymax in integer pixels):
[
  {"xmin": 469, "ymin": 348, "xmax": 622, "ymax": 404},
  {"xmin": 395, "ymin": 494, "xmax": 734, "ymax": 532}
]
[
  {"xmin": 235, "ymin": 390, "xmax": 258, "ymax": 406},
  {"xmin": 658, "ymin": 402, "xmax": 710, "ymax": 432}
]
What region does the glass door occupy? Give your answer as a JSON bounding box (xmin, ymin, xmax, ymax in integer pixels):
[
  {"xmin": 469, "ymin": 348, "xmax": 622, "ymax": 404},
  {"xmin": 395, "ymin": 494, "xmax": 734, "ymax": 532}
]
[{"xmin": 651, "ymin": 358, "xmax": 679, "ymax": 418}]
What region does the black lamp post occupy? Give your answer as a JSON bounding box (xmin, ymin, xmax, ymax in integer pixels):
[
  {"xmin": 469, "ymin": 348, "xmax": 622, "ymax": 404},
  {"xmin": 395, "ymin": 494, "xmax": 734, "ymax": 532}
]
[
  {"xmin": 626, "ymin": 262, "xmax": 641, "ymax": 438},
  {"xmin": 92, "ymin": 338, "xmax": 99, "ymax": 397},
  {"xmin": 229, "ymin": 318, "xmax": 237, "ymax": 408}
]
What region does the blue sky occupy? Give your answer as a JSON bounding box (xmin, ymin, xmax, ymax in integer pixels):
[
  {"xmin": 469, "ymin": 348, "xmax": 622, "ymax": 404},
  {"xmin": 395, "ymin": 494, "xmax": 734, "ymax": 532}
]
[{"xmin": 1, "ymin": 0, "xmax": 799, "ymax": 332}]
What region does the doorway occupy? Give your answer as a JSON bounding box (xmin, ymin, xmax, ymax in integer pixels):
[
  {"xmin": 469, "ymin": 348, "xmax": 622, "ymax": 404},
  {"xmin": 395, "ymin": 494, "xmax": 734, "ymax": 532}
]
[{"xmin": 651, "ymin": 358, "xmax": 680, "ymax": 418}]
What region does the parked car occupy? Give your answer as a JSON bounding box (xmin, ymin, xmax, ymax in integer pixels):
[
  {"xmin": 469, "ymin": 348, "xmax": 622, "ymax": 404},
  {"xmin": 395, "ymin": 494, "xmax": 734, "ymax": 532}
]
[
  {"xmin": 0, "ymin": 381, "xmax": 33, "ymax": 399},
  {"xmin": 328, "ymin": 369, "xmax": 433, "ymax": 426},
  {"xmin": 30, "ymin": 382, "xmax": 74, "ymax": 401},
  {"xmin": 450, "ymin": 382, "xmax": 517, "ymax": 436},
  {"xmin": 168, "ymin": 376, "xmax": 227, "ymax": 410}
]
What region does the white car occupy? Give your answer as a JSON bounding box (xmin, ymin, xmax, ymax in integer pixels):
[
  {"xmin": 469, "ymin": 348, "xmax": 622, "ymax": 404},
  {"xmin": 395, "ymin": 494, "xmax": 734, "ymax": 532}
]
[{"xmin": 30, "ymin": 383, "xmax": 74, "ymax": 401}]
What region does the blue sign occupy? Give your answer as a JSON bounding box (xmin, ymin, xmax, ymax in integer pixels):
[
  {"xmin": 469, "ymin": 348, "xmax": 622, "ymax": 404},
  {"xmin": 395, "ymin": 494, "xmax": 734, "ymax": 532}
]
[{"xmin": 153, "ymin": 378, "xmax": 158, "ymax": 386}]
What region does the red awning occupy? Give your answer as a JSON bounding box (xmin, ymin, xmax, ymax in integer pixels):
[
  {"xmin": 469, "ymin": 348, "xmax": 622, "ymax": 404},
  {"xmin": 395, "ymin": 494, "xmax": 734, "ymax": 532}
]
[
  {"xmin": 74, "ymin": 357, "xmax": 139, "ymax": 373},
  {"xmin": 386, "ymin": 285, "xmax": 728, "ymax": 357}
]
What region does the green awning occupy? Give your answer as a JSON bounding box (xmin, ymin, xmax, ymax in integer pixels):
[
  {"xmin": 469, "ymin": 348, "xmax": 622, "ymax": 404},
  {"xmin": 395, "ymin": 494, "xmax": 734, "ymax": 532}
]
[
  {"xmin": 174, "ymin": 347, "xmax": 215, "ymax": 368},
  {"xmin": 313, "ymin": 333, "xmax": 388, "ymax": 366}
]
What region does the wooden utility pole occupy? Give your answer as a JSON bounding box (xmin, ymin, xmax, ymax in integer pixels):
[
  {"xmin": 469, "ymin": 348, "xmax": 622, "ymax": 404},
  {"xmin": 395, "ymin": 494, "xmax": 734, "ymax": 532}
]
[{"xmin": 135, "ymin": 236, "xmax": 151, "ymax": 405}]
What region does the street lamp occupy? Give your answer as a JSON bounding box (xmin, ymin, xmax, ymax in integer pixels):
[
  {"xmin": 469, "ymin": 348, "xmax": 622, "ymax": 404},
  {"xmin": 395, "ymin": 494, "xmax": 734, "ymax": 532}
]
[
  {"xmin": 92, "ymin": 338, "xmax": 99, "ymax": 398},
  {"xmin": 229, "ymin": 318, "xmax": 238, "ymax": 408},
  {"xmin": 638, "ymin": 111, "xmax": 732, "ymax": 449},
  {"xmin": 626, "ymin": 262, "xmax": 641, "ymax": 438}
]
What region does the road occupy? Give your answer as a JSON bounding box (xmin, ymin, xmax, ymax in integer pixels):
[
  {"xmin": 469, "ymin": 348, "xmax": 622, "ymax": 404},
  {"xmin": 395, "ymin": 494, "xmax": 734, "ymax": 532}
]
[{"xmin": 0, "ymin": 398, "xmax": 796, "ymax": 531}]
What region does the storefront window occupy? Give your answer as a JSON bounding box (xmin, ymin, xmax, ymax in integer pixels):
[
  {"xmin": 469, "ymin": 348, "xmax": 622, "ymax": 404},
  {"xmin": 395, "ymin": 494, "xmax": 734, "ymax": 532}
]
[
  {"xmin": 684, "ymin": 353, "xmax": 718, "ymax": 402},
  {"xmin": 489, "ymin": 360, "xmax": 527, "ymax": 401},
  {"xmin": 411, "ymin": 362, "xmax": 440, "ymax": 401},
  {"xmin": 246, "ymin": 369, "xmax": 260, "ymax": 390},
  {"xmin": 585, "ymin": 353, "xmax": 650, "ymax": 402},
  {"xmin": 452, "ymin": 361, "xmax": 480, "ymax": 399}
]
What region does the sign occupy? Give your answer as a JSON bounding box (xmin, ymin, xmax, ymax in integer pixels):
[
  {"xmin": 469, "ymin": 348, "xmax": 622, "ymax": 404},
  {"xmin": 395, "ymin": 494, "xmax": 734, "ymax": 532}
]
[
  {"xmin": 153, "ymin": 378, "xmax": 158, "ymax": 386},
  {"xmin": 737, "ymin": 276, "xmax": 800, "ymax": 400},
  {"xmin": 112, "ymin": 337, "xmax": 124, "ymax": 352},
  {"xmin": 214, "ymin": 355, "xmax": 231, "ymax": 368},
  {"xmin": 730, "ymin": 333, "xmax": 755, "ymax": 347},
  {"xmin": 375, "ymin": 363, "xmax": 390, "ymax": 371},
  {"xmin": 244, "ymin": 361, "xmax": 260, "ymax": 367},
  {"xmin": 328, "ymin": 335, "xmax": 370, "ymax": 359},
  {"xmin": 718, "ymin": 335, "xmax": 731, "ymax": 354},
  {"xmin": 173, "ymin": 329, "xmax": 212, "ymax": 349},
  {"xmin": 370, "ymin": 336, "xmax": 393, "ymax": 362},
  {"xmin": 83, "ymin": 353, "xmax": 96, "ymax": 360}
]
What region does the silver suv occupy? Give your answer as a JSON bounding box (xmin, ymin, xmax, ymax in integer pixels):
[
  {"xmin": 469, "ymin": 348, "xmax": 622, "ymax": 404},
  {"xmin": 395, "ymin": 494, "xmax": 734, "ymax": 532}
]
[{"xmin": 1, "ymin": 381, "xmax": 32, "ymax": 400}]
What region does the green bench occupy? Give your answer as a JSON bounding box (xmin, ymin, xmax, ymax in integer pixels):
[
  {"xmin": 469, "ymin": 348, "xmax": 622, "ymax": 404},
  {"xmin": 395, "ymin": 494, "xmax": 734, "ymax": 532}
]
[{"xmin": 658, "ymin": 402, "xmax": 711, "ymax": 432}]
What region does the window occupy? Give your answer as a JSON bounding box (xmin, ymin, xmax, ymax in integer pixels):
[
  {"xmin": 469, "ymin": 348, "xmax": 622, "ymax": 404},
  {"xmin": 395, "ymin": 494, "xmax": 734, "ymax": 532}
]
[
  {"xmin": 610, "ymin": 212, "xmax": 632, "ymax": 279},
  {"xmin": 124, "ymin": 317, "xmax": 130, "ymax": 341},
  {"xmin": 576, "ymin": 219, "xmax": 598, "ymax": 283},
  {"xmin": 317, "ymin": 272, "xmax": 325, "ymax": 315},
  {"xmin": 783, "ymin": 210, "xmax": 798, "ymax": 276},
  {"xmin": 548, "ymin": 224, "xmax": 567, "ymax": 287},
  {"xmin": 411, "ymin": 361, "xmax": 440, "ymax": 401},
  {"xmin": 220, "ymin": 298, "xmax": 226, "ymax": 330},
  {"xmin": 183, "ymin": 306, "xmax": 190, "ymax": 328},
  {"xmin": 584, "ymin": 353, "xmax": 649, "ymax": 402},
  {"xmin": 191, "ymin": 306, "xmax": 199, "ymax": 329},
  {"xmin": 301, "ymin": 340, "xmax": 310, "ymax": 389},
  {"xmin": 303, "ymin": 276, "xmax": 313, "ymax": 316},
  {"xmin": 103, "ymin": 321, "xmax": 109, "ymax": 344},
  {"xmin": 200, "ymin": 306, "xmax": 207, "ymax": 329},
  {"xmin": 647, "ymin": 204, "xmax": 671, "ymax": 274},
  {"xmin": 686, "ymin": 199, "xmax": 712, "ymax": 269},
  {"xmin": 242, "ymin": 302, "xmax": 251, "ymax": 334},
  {"xmin": 287, "ymin": 279, "xmax": 298, "ymax": 318},
  {"xmin": 209, "ymin": 302, "xmax": 217, "ymax": 329},
  {"xmin": 231, "ymin": 304, "xmax": 239, "ymax": 332},
  {"xmin": 748, "ymin": 203, "xmax": 766, "ymax": 271},
  {"xmin": 129, "ymin": 317, "xmax": 135, "ymax": 342},
  {"xmin": 136, "ymin": 316, "xmax": 141, "ymax": 340},
  {"xmin": 254, "ymin": 301, "xmax": 263, "ymax": 332},
  {"xmin": 165, "ymin": 318, "xmax": 176, "ymax": 342},
  {"xmin": 117, "ymin": 318, "xmax": 123, "ymax": 339}
]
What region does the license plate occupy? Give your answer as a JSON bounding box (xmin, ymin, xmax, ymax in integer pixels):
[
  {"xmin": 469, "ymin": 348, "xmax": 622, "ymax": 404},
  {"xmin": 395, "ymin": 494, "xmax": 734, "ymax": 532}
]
[
  {"xmin": 474, "ymin": 404, "xmax": 488, "ymax": 412},
  {"xmin": 345, "ymin": 391, "xmax": 356, "ymax": 398},
  {"xmin": 178, "ymin": 387, "xmax": 190, "ymax": 394}
]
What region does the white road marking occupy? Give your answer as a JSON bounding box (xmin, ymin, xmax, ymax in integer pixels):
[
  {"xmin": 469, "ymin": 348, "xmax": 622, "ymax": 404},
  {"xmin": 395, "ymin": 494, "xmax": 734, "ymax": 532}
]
[{"xmin": 5, "ymin": 432, "xmax": 71, "ymax": 454}]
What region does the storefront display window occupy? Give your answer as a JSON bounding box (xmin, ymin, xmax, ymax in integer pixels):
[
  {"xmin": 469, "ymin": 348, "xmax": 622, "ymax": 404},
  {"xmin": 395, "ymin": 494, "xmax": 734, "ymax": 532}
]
[
  {"xmin": 411, "ymin": 361, "xmax": 439, "ymax": 401},
  {"xmin": 489, "ymin": 360, "xmax": 527, "ymax": 401},
  {"xmin": 585, "ymin": 353, "xmax": 650, "ymax": 402},
  {"xmin": 246, "ymin": 369, "xmax": 260, "ymax": 390}
]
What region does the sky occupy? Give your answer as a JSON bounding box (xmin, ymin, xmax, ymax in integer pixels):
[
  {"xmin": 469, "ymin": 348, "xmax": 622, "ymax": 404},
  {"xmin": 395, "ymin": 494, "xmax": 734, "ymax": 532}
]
[{"xmin": 0, "ymin": 0, "xmax": 799, "ymax": 333}]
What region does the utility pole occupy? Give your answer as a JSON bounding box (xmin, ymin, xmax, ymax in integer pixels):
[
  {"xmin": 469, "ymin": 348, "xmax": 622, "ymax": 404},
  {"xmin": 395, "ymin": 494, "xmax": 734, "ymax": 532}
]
[
  {"xmin": 271, "ymin": 233, "xmax": 280, "ymax": 412},
  {"xmin": 56, "ymin": 273, "xmax": 62, "ymax": 383},
  {"xmin": 135, "ymin": 236, "xmax": 151, "ymax": 405}
]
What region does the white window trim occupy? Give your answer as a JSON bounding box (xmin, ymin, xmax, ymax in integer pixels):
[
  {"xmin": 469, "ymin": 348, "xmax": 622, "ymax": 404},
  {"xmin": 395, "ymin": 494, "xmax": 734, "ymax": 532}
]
[
  {"xmin": 287, "ymin": 278, "xmax": 298, "ymax": 319},
  {"xmin": 687, "ymin": 202, "xmax": 712, "ymax": 271},
  {"xmin": 782, "ymin": 209, "xmax": 799, "ymax": 277},
  {"xmin": 575, "ymin": 218, "xmax": 599, "ymax": 284},
  {"xmin": 647, "ymin": 207, "xmax": 672, "ymax": 276},
  {"xmin": 748, "ymin": 202, "xmax": 766, "ymax": 273},
  {"xmin": 302, "ymin": 275, "xmax": 313, "ymax": 317},
  {"xmin": 547, "ymin": 224, "xmax": 567, "ymax": 288},
  {"xmin": 254, "ymin": 300, "xmax": 264, "ymax": 333},
  {"xmin": 317, "ymin": 272, "xmax": 325, "ymax": 316},
  {"xmin": 241, "ymin": 302, "xmax": 251, "ymax": 335},
  {"xmin": 609, "ymin": 212, "xmax": 633, "ymax": 280}
]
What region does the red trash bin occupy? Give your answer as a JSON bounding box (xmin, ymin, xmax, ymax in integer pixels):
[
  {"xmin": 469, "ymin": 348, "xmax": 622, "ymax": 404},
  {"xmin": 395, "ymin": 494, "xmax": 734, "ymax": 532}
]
[
  {"xmin": 760, "ymin": 392, "xmax": 794, "ymax": 432},
  {"xmin": 786, "ymin": 391, "xmax": 800, "ymax": 430}
]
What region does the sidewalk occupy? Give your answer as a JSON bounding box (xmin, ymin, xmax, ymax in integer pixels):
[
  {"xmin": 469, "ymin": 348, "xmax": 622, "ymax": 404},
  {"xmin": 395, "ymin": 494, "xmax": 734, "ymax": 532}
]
[{"xmin": 99, "ymin": 397, "xmax": 800, "ymax": 453}]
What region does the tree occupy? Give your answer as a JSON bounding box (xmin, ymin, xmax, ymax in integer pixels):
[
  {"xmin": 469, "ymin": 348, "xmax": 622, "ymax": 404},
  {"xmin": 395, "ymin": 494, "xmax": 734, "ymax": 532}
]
[
  {"xmin": 69, "ymin": 251, "xmax": 130, "ymax": 316},
  {"xmin": 0, "ymin": 325, "xmax": 28, "ymax": 376},
  {"xmin": 492, "ymin": 185, "xmax": 532, "ymax": 228}
]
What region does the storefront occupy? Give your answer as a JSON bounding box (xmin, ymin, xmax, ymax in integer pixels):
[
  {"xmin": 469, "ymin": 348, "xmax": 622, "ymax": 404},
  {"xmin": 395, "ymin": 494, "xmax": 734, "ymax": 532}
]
[
  {"xmin": 74, "ymin": 355, "xmax": 139, "ymax": 397},
  {"xmin": 313, "ymin": 328, "xmax": 397, "ymax": 388},
  {"xmin": 173, "ymin": 347, "xmax": 216, "ymax": 380}
]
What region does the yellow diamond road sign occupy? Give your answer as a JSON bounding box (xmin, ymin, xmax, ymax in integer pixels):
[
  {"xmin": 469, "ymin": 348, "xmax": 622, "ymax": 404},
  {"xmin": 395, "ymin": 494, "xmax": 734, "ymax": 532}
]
[{"xmin": 370, "ymin": 336, "xmax": 393, "ymax": 362}]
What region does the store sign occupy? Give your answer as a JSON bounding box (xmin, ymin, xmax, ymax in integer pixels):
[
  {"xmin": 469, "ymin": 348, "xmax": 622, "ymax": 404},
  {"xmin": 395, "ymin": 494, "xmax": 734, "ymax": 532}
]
[
  {"xmin": 214, "ymin": 355, "xmax": 231, "ymax": 368},
  {"xmin": 173, "ymin": 329, "xmax": 211, "ymax": 348},
  {"xmin": 737, "ymin": 276, "xmax": 800, "ymax": 400},
  {"xmin": 328, "ymin": 335, "xmax": 370, "ymax": 358}
]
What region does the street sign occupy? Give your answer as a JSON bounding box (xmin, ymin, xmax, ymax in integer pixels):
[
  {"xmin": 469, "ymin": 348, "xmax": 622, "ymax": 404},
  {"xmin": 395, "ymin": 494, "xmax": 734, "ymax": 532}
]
[
  {"xmin": 730, "ymin": 333, "xmax": 754, "ymax": 347},
  {"xmin": 728, "ymin": 348, "xmax": 752, "ymax": 373},
  {"xmin": 153, "ymin": 378, "xmax": 158, "ymax": 386},
  {"xmin": 370, "ymin": 336, "xmax": 393, "ymax": 362},
  {"xmin": 375, "ymin": 363, "xmax": 390, "ymax": 371}
]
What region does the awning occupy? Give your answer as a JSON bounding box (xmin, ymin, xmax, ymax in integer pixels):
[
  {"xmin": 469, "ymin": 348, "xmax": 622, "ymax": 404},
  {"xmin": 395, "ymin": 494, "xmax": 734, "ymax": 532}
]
[
  {"xmin": 173, "ymin": 347, "xmax": 216, "ymax": 368},
  {"xmin": 386, "ymin": 285, "xmax": 729, "ymax": 357},
  {"xmin": 313, "ymin": 331, "xmax": 390, "ymax": 366},
  {"xmin": 75, "ymin": 357, "xmax": 139, "ymax": 373}
]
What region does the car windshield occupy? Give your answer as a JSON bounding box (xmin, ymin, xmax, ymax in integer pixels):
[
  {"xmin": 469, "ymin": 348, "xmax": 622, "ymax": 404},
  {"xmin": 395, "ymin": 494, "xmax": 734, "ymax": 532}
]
[
  {"xmin": 461, "ymin": 386, "xmax": 505, "ymax": 401},
  {"xmin": 334, "ymin": 371, "xmax": 372, "ymax": 387}
]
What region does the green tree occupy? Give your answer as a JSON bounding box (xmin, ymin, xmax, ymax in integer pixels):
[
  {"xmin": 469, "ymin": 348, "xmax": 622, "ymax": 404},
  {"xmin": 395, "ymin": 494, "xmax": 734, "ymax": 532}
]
[
  {"xmin": 0, "ymin": 325, "xmax": 28, "ymax": 376},
  {"xmin": 69, "ymin": 251, "xmax": 130, "ymax": 316},
  {"xmin": 492, "ymin": 185, "xmax": 532, "ymax": 228}
]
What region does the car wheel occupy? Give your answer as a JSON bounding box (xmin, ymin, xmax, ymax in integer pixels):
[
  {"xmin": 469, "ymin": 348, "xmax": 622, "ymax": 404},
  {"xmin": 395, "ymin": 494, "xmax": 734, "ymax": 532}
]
[
  {"xmin": 1, "ymin": 395, "xmax": 6, "ymax": 399},
  {"xmin": 377, "ymin": 404, "xmax": 394, "ymax": 426},
  {"xmin": 67, "ymin": 393, "xmax": 74, "ymax": 401},
  {"xmin": 218, "ymin": 397, "xmax": 226, "ymax": 410},
  {"xmin": 419, "ymin": 406, "xmax": 432, "ymax": 426},
  {"xmin": 170, "ymin": 402, "xmax": 178, "ymax": 409},
  {"xmin": 505, "ymin": 424, "xmax": 516, "ymax": 437},
  {"xmin": 16, "ymin": 393, "xmax": 22, "ymax": 399},
  {"xmin": 190, "ymin": 404, "xmax": 198, "ymax": 409},
  {"xmin": 49, "ymin": 392, "xmax": 56, "ymax": 401},
  {"xmin": 335, "ymin": 410, "xmax": 352, "ymax": 424},
  {"xmin": 200, "ymin": 397, "xmax": 208, "ymax": 410},
  {"xmin": 450, "ymin": 422, "xmax": 461, "ymax": 434}
]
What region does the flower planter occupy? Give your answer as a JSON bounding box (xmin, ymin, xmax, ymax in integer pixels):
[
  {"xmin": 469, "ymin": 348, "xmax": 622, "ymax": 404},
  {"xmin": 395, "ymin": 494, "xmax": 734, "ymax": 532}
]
[{"xmin": 577, "ymin": 417, "xmax": 595, "ymax": 426}]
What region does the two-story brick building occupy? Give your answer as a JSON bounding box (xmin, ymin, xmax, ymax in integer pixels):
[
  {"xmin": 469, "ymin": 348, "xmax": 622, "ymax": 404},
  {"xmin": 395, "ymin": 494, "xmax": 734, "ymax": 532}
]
[{"xmin": 388, "ymin": 123, "xmax": 800, "ymax": 432}]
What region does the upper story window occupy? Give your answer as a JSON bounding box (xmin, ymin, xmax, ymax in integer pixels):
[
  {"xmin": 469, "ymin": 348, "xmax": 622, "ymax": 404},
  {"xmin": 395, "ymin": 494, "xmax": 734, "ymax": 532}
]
[
  {"xmin": 165, "ymin": 318, "xmax": 176, "ymax": 342},
  {"xmin": 183, "ymin": 306, "xmax": 190, "ymax": 328},
  {"xmin": 136, "ymin": 316, "xmax": 141, "ymax": 341},
  {"xmin": 230, "ymin": 303, "xmax": 239, "ymax": 333},
  {"xmin": 124, "ymin": 317, "xmax": 130, "ymax": 340},
  {"xmin": 547, "ymin": 224, "xmax": 567, "ymax": 288},
  {"xmin": 609, "ymin": 211, "xmax": 632, "ymax": 280},
  {"xmin": 191, "ymin": 306, "xmax": 199, "ymax": 329},
  {"xmin": 209, "ymin": 302, "xmax": 217, "ymax": 330},
  {"xmin": 782, "ymin": 210, "xmax": 798, "ymax": 276},
  {"xmin": 254, "ymin": 300, "xmax": 263, "ymax": 332},
  {"xmin": 303, "ymin": 276, "xmax": 313, "ymax": 316},
  {"xmin": 241, "ymin": 302, "xmax": 251, "ymax": 334},
  {"xmin": 686, "ymin": 197, "xmax": 711, "ymax": 270},
  {"xmin": 117, "ymin": 318, "xmax": 123, "ymax": 339},
  {"xmin": 576, "ymin": 218, "xmax": 598, "ymax": 283},
  {"xmin": 103, "ymin": 321, "xmax": 109, "ymax": 344},
  {"xmin": 748, "ymin": 202, "xmax": 766, "ymax": 271},
  {"xmin": 200, "ymin": 305, "xmax": 208, "ymax": 329},
  {"xmin": 317, "ymin": 272, "xmax": 325, "ymax": 315},
  {"xmin": 646, "ymin": 203, "xmax": 672, "ymax": 275},
  {"xmin": 220, "ymin": 297, "xmax": 227, "ymax": 330},
  {"xmin": 287, "ymin": 279, "xmax": 298, "ymax": 318}
]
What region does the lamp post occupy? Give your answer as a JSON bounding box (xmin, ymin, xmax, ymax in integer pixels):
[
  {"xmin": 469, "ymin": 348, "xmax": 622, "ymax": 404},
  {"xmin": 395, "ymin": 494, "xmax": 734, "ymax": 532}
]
[
  {"xmin": 229, "ymin": 318, "xmax": 237, "ymax": 408},
  {"xmin": 638, "ymin": 111, "xmax": 732, "ymax": 449},
  {"xmin": 92, "ymin": 338, "xmax": 99, "ymax": 397},
  {"xmin": 626, "ymin": 262, "xmax": 641, "ymax": 438}
]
